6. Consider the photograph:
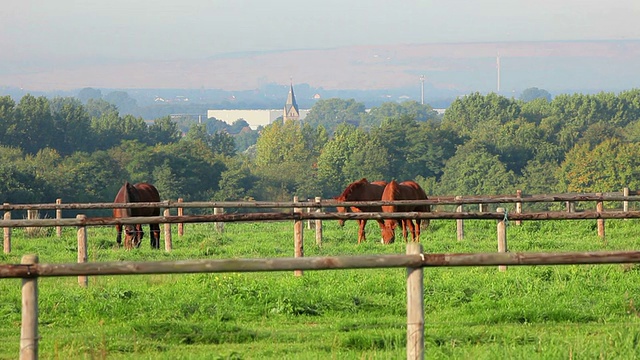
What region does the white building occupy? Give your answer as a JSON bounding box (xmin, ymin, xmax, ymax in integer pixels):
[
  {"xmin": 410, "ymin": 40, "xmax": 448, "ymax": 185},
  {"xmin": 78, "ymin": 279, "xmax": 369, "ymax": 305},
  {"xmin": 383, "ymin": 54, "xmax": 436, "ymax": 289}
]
[
  {"xmin": 205, "ymin": 109, "xmax": 310, "ymax": 130},
  {"xmin": 207, "ymin": 82, "xmax": 309, "ymax": 130}
]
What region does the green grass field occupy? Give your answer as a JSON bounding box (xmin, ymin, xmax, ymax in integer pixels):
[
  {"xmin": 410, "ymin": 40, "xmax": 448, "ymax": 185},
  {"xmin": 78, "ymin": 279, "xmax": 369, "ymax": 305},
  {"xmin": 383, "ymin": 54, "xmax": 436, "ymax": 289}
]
[{"xmin": 1, "ymin": 217, "xmax": 640, "ymax": 359}]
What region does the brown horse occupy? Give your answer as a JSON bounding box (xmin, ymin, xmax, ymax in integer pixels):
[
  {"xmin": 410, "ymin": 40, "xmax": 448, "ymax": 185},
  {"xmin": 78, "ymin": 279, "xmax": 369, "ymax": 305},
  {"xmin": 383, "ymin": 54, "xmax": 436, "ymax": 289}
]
[
  {"xmin": 380, "ymin": 180, "xmax": 430, "ymax": 244},
  {"xmin": 113, "ymin": 182, "xmax": 161, "ymax": 250},
  {"xmin": 335, "ymin": 178, "xmax": 387, "ymax": 244}
]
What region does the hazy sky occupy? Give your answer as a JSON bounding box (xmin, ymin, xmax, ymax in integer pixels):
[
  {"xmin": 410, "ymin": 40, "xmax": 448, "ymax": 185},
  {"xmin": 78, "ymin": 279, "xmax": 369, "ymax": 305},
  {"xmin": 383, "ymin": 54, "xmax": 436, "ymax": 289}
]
[{"xmin": 2, "ymin": 0, "xmax": 639, "ymax": 64}]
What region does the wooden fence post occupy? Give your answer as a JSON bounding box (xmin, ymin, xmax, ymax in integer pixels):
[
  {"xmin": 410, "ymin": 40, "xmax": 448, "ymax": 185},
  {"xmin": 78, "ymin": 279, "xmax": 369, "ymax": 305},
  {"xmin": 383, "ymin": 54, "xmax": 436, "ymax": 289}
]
[
  {"xmin": 26, "ymin": 210, "xmax": 38, "ymax": 236},
  {"xmin": 20, "ymin": 254, "xmax": 38, "ymax": 360},
  {"xmin": 76, "ymin": 214, "xmax": 88, "ymax": 287},
  {"xmin": 164, "ymin": 208, "xmax": 172, "ymax": 252},
  {"xmin": 315, "ymin": 197, "xmax": 322, "ymax": 247},
  {"xmin": 293, "ymin": 196, "xmax": 304, "ymax": 277},
  {"xmin": 515, "ymin": 190, "xmax": 522, "ymax": 226},
  {"xmin": 455, "ymin": 196, "xmax": 464, "ymax": 241},
  {"xmin": 566, "ymin": 201, "xmax": 575, "ymax": 213},
  {"xmin": 623, "ymin": 187, "xmax": 630, "ymax": 212},
  {"xmin": 56, "ymin": 198, "xmax": 62, "ymax": 237},
  {"xmin": 177, "ymin": 198, "xmax": 184, "ymax": 236},
  {"xmin": 214, "ymin": 207, "xmax": 224, "ymax": 233},
  {"xmin": 3, "ymin": 204, "xmax": 11, "ymax": 254},
  {"xmin": 478, "ymin": 203, "xmax": 484, "ymax": 212},
  {"xmin": 406, "ymin": 242, "xmax": 424, "ymax": 360},
  {"xmin": 596, "ymin": 193, "xmax": 605, "ymax": 241},
  {"xmin": 497, "ymin": 208, "xmax": 507, "ymax": 272},
  {"xmin": 307, "ymin": 200, "xmax": 313, "ymax": 230}
]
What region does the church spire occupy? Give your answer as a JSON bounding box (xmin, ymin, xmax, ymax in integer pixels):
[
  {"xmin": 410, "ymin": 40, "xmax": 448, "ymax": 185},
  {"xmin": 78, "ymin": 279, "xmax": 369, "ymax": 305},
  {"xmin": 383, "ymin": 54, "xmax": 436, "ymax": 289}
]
[{"xmin": 284, "ymin": 79, "xmax": 300, "ymax": 121}]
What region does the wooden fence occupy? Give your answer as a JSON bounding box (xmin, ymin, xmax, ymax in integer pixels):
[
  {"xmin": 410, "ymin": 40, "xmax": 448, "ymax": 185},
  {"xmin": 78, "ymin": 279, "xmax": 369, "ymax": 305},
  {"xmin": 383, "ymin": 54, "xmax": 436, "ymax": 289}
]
[
  {"xmin": 3, "ymin": 190, "xmax": 640, "ymax": 262},
  {"xmin": 5, "ymin": 247, "xmax": 640, "ymax": 360},
  {"xmin": 2, "ymin": 190, "xmax": 640, "ymax": 359}
]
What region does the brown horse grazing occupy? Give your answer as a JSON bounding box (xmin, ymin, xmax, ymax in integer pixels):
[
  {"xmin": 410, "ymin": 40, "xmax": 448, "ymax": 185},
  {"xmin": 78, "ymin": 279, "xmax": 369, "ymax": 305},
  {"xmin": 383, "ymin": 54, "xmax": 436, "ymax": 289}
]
[
  {"xmin": 380, "ymin": 180, "xmax": 430, "ymax": 244},
  {"xmin": 113, "ymin": 182, "xmax": 161, "ymax": 250},
  {"xmin": 335, "ymin": 178, "xmax": 387, "ymax": 244}
]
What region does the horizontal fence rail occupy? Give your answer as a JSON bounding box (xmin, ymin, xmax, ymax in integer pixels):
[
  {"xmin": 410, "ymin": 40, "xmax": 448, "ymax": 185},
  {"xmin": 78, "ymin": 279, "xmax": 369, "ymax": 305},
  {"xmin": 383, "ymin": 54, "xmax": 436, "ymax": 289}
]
[
  {"xmin": 3, "ymin": 250, "xmax": 640, "ymax": 278},
  {"xmin": 2, "ymin": 210, "xmax": 640, "ymax": 228},
  {"xmin": 2, "ymin": 192, "xmax": 640, "ymax": 211}
]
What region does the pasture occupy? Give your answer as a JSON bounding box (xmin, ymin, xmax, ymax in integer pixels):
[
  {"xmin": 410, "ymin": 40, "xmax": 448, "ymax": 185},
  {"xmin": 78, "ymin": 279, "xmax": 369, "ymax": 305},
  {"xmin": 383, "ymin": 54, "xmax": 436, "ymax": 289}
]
[{"xmin": 1, "ymin": 218, "xmax": 640, "ymax": 359}]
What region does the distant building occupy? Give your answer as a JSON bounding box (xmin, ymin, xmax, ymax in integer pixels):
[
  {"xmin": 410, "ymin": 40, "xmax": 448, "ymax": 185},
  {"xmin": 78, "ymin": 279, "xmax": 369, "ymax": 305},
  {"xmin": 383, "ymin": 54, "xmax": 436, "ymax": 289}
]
[
  {"xmin": 283, "ymin": 81, "xmax": 300, "ymax": 121},
  {"xmin": 207, "ymin": 82, "xmax": 309, "ymax": 130}
]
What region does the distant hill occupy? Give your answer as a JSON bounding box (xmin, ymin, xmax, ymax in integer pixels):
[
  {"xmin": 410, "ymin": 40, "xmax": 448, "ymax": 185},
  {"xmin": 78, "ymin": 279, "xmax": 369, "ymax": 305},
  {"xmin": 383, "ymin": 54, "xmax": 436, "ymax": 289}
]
[{"xmin": 2, "ymin": 40, "xmax": 639, "ymax": 104}]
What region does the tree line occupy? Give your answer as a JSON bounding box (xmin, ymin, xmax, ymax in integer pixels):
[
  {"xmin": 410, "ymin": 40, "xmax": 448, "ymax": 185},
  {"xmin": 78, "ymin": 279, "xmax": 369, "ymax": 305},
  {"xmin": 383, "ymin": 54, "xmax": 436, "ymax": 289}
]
[{"xmin": 2, "ymin": 90, "xmax": 640, "ymax": 213}]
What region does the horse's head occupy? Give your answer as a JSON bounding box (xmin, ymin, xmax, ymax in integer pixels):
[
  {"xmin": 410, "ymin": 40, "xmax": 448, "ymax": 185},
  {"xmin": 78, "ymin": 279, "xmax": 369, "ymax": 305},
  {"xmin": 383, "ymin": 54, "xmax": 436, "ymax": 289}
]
[
  {"xmin": 381, "ymin": 220, "xmax": 397, "ymax": 244},
  {"xmin": 124, "ymin": 225, "xmax": 143, "ymax": 249}
]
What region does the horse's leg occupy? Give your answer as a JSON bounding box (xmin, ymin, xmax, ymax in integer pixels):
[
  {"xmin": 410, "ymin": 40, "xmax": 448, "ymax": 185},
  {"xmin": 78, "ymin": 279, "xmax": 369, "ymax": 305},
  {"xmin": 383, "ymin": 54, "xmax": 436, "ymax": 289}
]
[
  {"xmin": 376, "ymin": 219, "xmax": 385, "ymax": 242},
  {"xmin": 150, "ymin": 223, "xmax": 161, "ymax": 249},
  {"xmin": 115, "ymin": 224, "xmax": 122, "ymax": 246},
  {"xmin": 406, "ymin": 220, "xmax": 416, "ymax": 242},
  {"xmin": 415, "ymin": 219, "xmax": 421, "ymax": 242},
  {"xmin": 138, "ymin": 224, "xmax": 145, "ymax": 241},
  {"xmin": 401, "ymin": 220, "xmax": 409, "ymax": 242},
  {"xmin": 358, "ymin": 220, "xmax": 367, "ymax": 244}
]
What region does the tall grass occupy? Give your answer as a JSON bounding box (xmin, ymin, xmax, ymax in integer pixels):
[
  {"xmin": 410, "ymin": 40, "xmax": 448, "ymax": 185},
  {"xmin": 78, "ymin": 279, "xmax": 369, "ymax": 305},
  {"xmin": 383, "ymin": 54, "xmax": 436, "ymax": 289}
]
[{"xmin": 1, "ymin": 218, "xmax": 640, "ymax": 359}]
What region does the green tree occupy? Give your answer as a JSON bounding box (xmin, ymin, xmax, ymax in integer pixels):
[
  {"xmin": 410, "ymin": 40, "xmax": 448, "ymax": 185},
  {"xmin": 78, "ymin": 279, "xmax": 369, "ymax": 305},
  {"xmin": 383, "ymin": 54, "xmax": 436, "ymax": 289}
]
[
  {"xmin": 50, "ymin": 97, "xmax": 94, "ymax": 155},
  {"xmin": 153, "ymin": 141, "xmax": 226, "ymax": 201},
  {"xmin": 253, "ymin": 119, "xmax": 314, "ymax": 200},
  {"xmin": 442, "ymin": 92, "xmax": 520, "ymax": 139},
  {"xmin": 104, "ymin": 91, "xmax": 138, "ymax": 114},
  {"xmin": 0, "ymin": 146, "xmax": 47, "ymax": 203},
  {"xmin": 0, "ymin": 95, "xmax": 16, "ymax": 145},
  {"xmin": 152, "ymin": 160, "xmax": 183, "ymax": 201},
  {"xmin": 234, "ymin": 127, "xmax": 260, "ymax": 153},
  {"xmin": 519, "ymin": 87, "xmax": 552, "ymax": 102},
  {"xmin": 518, "ymin": 159, "xmax": 561, "ymax": 209},
  {"xmin": 9, "ymin": 94, "xmax": 55, "ymax": 154},
  {"xmin": 370, "ymin": 115, "xmax": 420, "ymax": 180},
  {"xmin": 316, "ymin": 124, "xmax": 390, "ymax": 196},
  {"xmin": 52, "ymin": 151, "xmax": 127, "ymax": 203},
  {"xmin": 85, "ymin": 98, "xmax": 118, "ymax": 119},
  {"xmin": 77, "ymin": 87, "xmax": 103, "ymax": 103},
  {"xmin": 302, "ymin": 98, "xmax": 366, "ymax": 134},
  {"xmin": 363, "ymin": 101, "xmax": 438, "ymax": 129},
  {"xmin": 436, "ymin": 143, "xmax": 516, "ymax": 196},
  {"xmin": 404, "ymin": 121, "xmax": 459, "ymax": 180},
  {"xmin": 214, "ymin": 155, "xmax": 259, "ymax": 201},
  {"xmin": 557, "ymin": 139, "xmax": 640, "ymax": 193},
  {"xmin": 147, "ymin": 116, "xmax": 182, "ymax": 145},
  {"xmin": 184, "ymin": 124, "xmax": 236, "ymax": 157},
  {"xmin": 107, "ymin": 140, "xmax": 156, "ymax": 182}
]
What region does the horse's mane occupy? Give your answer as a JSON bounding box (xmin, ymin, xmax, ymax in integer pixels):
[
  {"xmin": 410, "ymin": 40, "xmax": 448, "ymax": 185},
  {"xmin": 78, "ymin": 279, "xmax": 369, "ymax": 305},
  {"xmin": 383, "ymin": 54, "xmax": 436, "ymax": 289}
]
[{"xmin": 336, "ymin": 178, "xmax": 369, "ymax": 201}]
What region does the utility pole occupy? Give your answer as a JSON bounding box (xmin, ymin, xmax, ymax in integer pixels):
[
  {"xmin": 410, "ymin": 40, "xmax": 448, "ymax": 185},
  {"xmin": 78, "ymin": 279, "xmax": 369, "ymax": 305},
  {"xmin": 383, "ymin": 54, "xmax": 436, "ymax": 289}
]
[
  {"xmin": 420, "ymin": 75, "xmax": 425, "ymax": 105},
  {"xmin": 496, "ymin": 54, "xmax": 501, "ymax": 93}
]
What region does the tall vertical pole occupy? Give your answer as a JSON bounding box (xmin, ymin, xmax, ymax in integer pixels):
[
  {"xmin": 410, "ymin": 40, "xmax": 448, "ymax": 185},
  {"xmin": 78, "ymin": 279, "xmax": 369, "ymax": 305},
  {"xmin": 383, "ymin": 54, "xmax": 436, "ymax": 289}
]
[
  {"xmin": 419, "ymin": 75, "xmax": 425, "ymax": 105},
  {"xmin": 496, "ymin": 54, "xmax": 501, "ymax": 93}
]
